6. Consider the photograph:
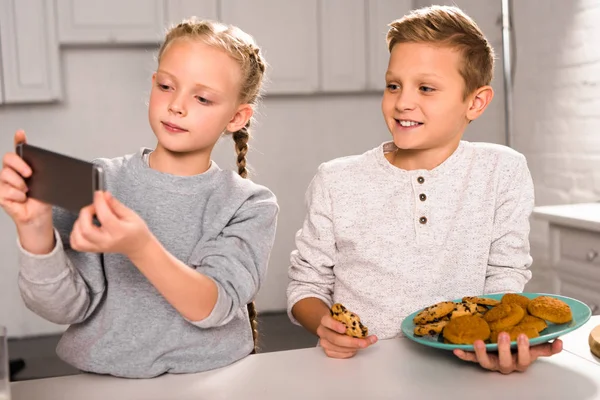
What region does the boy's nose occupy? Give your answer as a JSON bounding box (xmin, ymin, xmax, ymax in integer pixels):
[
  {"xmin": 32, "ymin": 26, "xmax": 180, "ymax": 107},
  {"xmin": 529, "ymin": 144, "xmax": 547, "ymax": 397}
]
[{"xmin": 395, "ymin": 92, "xmax": 417, "ymax": 111}]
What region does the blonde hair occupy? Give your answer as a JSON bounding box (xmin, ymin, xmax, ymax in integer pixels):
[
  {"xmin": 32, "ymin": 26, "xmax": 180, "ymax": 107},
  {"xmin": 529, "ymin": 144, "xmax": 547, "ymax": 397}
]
[
  {"xmin": 386, "ymin": 5, "xmax": 494, "ymax": 98},
  {"xmin": 158, "ymin": 18, "xmax": 266, "ymax": 353}
]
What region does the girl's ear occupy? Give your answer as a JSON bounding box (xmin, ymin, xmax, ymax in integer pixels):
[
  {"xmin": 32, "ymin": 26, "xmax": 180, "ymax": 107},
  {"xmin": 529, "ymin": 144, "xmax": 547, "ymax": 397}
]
[{"xmin": 227, "ymin": 104, "xmax": 254, "ymax": 133}]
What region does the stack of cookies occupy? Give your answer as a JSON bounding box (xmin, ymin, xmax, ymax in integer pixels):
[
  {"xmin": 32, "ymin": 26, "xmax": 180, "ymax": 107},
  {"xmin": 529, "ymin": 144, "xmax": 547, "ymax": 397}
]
[{"xmin": 413, "ymin": 294, "xmax": 573, "ymax": 345}]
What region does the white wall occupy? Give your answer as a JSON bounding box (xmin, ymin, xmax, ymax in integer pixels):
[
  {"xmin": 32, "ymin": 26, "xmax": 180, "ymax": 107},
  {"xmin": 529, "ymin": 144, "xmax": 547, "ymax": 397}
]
[
  {"xmin": 511, "ymin": 0, "xmax": 600, "ymax": 290},
  {"xmin": 0, "ymin": 4, "xmax": 506, "ymax": 338}
]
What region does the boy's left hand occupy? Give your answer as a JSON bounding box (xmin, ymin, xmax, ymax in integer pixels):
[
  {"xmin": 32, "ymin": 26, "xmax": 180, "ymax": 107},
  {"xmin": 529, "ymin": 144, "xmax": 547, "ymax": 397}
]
[
  {"xmin": 453, "ymin": 332, "xmax": 563, "ymax": 374},
  {"xmin": 70, "ymin": 191, "xmax": 152, "ymax": 258}
]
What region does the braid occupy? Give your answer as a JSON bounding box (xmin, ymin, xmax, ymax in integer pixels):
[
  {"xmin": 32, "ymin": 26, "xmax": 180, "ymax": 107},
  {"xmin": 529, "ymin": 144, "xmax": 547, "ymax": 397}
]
[
  {"xmin": 233, "ymin": 122, "xmax": 257, "ymax": 352},
  {"xmin": 233, "ymin": 122, "xmax": 250, "ymax": 179},
  {"xmin": 159, "ymin": 18, "xmax": 266, "ymax": 355},
  {"xmin": 246, "ymin": 302, "xmax": 259, "ymax": 354}
]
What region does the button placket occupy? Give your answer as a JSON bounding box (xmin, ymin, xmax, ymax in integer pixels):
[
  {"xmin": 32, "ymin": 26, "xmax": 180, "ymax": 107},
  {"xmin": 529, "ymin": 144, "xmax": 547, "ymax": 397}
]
[{"xmin": 414, "ymin": 174, "xmax": 429, "ymax": 229}]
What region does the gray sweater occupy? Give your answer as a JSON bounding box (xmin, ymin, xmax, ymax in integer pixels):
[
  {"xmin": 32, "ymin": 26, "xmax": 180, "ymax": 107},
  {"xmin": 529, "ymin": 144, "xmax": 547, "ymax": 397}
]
[
  {"xmin": 17, "ymin": 148, "xmax": 278, "ymax": 378},
  {"xmin": 288, "ymin": 141, "xmax": 534, "ymax": 339}
]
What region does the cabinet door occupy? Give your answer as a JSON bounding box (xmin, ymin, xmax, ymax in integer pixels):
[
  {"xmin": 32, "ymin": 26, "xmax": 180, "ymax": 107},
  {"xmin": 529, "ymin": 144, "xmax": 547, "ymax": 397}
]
[
  {"xmin": 367, "ymin": 0, "xmax": 412, "ymax": 91},
  {"xmin": 56, "ymin": 0, "xmax": 165, "ymax": 44},
  {"xmin": 319, "ymin": 0, "xmax": 367, "ymax": 92},
  {"xmin": 0, "ymin": 0, "xmax": 61, "ymax": 102},
  {"xmin": 560, "ymin": 280, "xmax": 600, "ymax": 315},
  {"xmin": 220, "ymin": 0, "xmax": 319, "ymax": 94},
  {"xmin": 165, "ymin": 0, "xmax": 218, "ymax": 28}
]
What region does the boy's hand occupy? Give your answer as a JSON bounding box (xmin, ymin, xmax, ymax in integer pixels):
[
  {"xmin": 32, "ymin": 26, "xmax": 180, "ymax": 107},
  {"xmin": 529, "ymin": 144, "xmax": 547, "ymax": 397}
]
[
  {"xmin": 0, "ymin": 130, "xmax": 52, "ymax": 226},
  {"xmin": 317, "ymin": 313, "xmax": 378, "ymax": 359},
  {"xmin": 70, "ymin": 191, "xmax": 152, "ymax": 258},
  {"xmin": 453, "ymin": 332, "xmax": 562, "ymax": 374}
]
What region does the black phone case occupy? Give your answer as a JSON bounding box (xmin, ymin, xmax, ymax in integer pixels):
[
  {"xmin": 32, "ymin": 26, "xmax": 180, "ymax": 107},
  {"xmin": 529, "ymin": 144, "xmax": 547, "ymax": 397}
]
[{"xmin": 16, "ymin": 143, "xmax": 105, "ymax": 213}]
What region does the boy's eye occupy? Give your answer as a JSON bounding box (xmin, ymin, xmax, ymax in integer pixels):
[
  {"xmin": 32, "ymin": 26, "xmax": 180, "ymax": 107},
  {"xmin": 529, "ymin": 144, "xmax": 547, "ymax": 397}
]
[
  {"xmin": 420, "ymin": 86, "xmax": 435, "ymax": 93},
  {"xmin": 386, "ymin": 84, "xmax": 400, "ymax": 91},
  {"xmin": 157, "ymin": 83, "xmax": 171, "ymax": 91}
]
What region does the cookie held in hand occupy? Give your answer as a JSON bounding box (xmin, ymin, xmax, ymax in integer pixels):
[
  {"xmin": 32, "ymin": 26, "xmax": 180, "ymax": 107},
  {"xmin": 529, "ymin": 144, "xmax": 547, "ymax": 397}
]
[{"xmin": 330, "ymin": 303, "xmax": 369, "ymax": 338}]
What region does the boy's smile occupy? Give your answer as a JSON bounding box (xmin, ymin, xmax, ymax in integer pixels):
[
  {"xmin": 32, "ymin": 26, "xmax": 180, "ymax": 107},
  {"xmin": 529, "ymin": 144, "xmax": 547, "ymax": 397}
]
[{"xmin": 395, "ymin": 119, "xmax": 424, "ymax": 129}]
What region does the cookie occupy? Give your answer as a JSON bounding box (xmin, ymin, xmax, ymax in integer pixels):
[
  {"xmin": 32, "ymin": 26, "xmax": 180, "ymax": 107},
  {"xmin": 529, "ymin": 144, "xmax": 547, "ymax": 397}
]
[
  {"xmin": 330, "ymin": 303, "xmax": 369, "ymax": 338},
  {"xmin": 490, "ymin": 325, "xmax": 539, "ymax": 343},
  {"xmin": 462, "ymin": 296, "xmax": 501, "ymax": 307},
  {"xmin": 527, "ymin": 296, "xmax": 572, "ymax": 324},
  {"xmin": 449, "ymin": 302, "xmax": 479, "ymax": 319},
  {"xmin": 443, "ymin": 315, "xmax": 491, "ymax": 345},
  {"xmin": 413, "ymin": 301, "xmax": 456, "ymax": 325},
  {"xmin": 483, "ymin": 303, "xmax": 525, "ymax": 331},
  {"xmin": 501, "ymin": 293, "xmax": 531, "ymax": 312},
  {"xmin": 517, "ymin": 315, "xmax": 548, "ymax": 333},
  {"xmin": 475, "ymin": 305, "xmax": 489, "ymax": 316},
  {"xmin": 414, "ymin": 320, "xmax": 449, "ymax": 336}
]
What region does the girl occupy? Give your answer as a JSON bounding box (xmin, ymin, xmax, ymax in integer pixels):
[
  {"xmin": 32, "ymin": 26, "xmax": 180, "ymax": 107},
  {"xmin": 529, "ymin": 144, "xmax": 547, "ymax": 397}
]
[{"xmin": 0, "ymin": 19, "xmax": 278, "ymax": 379}]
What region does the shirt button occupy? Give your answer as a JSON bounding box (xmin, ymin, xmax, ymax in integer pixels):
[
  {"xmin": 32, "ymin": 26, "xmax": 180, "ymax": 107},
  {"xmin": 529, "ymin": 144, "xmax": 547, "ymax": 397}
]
[
  {"xmin": 419, "ymin": 193, "xmax": 427, "ymax": 201},
  {"xmin": 419, "ymin": 216, "xmax": 427, "ymax": 224},
  {"xmin": 417, "ymin": 176, "xmax": 425, "ymax": 184}
]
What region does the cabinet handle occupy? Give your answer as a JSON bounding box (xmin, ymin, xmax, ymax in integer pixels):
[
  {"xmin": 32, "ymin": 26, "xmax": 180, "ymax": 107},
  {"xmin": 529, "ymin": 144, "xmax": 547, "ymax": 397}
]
[{"xmin": 587, "ymin": 250, "xmax": 598, "ymax": 262}]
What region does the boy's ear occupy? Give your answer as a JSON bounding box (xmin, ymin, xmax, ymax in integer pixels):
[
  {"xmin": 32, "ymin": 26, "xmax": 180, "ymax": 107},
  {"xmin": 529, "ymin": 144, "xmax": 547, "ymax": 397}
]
[
  {"xmin": 466, "ymin": 85, "xmax": 494, "ymax": 121},
  {"xmin": 227, "ymin": 104, "xmax": 254, "ymax": 133}
]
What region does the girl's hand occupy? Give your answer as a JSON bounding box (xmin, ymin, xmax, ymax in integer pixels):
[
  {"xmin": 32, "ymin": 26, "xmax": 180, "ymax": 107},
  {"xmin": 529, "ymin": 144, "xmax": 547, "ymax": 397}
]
[
  {"xmin": 0, "ymin": 130, "xmax": 52, "ymax": 226},
  {"xmin": 453, "ymin": 332, "xmax": 563, "ymax": 374},
  {"xmin": 317, "ymin": 313, "xmax": 378, "ymax": 359},
  {"xmin": 70, "ymin": 191, "xmax": 152, "ymax": 258}
]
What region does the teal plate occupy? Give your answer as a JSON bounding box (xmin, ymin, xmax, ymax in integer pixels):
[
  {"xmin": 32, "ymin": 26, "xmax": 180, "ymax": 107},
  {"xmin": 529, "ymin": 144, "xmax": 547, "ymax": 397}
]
[{"xmin": 401, "ymin": 293, "xmax": 591, "ymax": 351}]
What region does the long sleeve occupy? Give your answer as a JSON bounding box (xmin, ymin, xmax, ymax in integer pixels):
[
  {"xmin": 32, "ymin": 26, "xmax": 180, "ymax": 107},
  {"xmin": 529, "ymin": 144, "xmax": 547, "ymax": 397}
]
[
  {"xmin": 188, "ymin": 190, "xmax": 278, "ymax": 328},
  {"xmin": 287, "ymin": 166, "xmax": 337, "ymax": 324},
  {"xmin": 17, "ymin": 207, "xmax": 106, "ymax": 325},
  {"xmin": 484, "ymin": 155, "xmax": 534, "ymax": 294}
]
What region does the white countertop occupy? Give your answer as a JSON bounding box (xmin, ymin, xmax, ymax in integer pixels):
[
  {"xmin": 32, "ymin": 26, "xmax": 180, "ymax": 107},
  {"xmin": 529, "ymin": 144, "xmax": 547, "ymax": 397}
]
[
  {"xmin": 533, "ymin": 202, "xmax": 600, "ymax": 232},
  {"xmin": 561, "ymin": 315, "xmax": 600, "ymax": 366},
  {"xmin": 10, "ymin": 316, "xmax": 600, "ymax": 400}
]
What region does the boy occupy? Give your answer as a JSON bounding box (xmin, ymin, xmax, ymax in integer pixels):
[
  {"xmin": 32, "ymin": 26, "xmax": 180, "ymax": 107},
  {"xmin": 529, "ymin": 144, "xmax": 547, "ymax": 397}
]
[{"xmin": 286, "ymin": 5, "xmax": 561, "ymax": 374}]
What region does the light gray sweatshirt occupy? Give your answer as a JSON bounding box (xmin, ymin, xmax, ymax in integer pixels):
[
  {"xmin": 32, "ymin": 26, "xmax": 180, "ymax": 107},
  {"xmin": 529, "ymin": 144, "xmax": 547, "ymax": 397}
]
[
  {"xmin": 287, "ymin": 141, "xmax": 534, "ymax": 340},
  {"xmin": 17, "ymin": 148, "xmax": 278, "ymax": 378}
]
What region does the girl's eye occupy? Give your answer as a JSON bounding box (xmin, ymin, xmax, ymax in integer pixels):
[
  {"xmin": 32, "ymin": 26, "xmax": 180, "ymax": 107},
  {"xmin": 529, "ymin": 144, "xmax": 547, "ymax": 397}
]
[
  {"xmin": 386, "ymin": 84, "xmax": 399, "ymax": 91},
  {"xmin": 196, "ymin": 96, "xmax": 212, "ymax": 105},
  {"xmin": 420, "ymin": 86, "xmax": 435, "ymax": 93},
  {"xmin": 157, "ymin": 83, "xmax": 171, "ymax": 91}
]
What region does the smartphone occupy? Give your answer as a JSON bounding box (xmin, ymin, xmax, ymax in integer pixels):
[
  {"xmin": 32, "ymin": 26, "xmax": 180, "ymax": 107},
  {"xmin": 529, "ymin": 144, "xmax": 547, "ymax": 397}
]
[{"xmin": 15, "ymin": 142, "xmax": 105, "ymax": 213}]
